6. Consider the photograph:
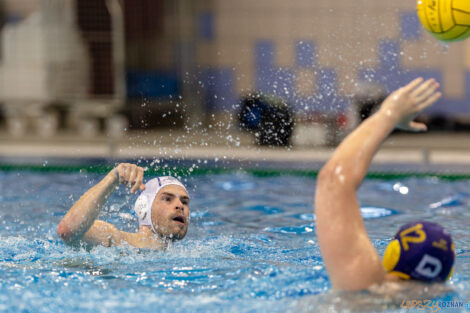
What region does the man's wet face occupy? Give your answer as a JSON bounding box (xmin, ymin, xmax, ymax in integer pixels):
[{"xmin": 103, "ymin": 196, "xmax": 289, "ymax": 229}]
[{"xmin": 150, "ymin": 185, "xmax": 190, "ymax": 240}]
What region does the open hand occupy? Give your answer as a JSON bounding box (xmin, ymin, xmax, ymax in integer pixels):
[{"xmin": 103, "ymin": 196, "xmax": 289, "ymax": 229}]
[
  {"xmin": 379, "ymin": 77, "xmax": 441, "ymax": 132},
  {"xmin": 113, "ymin": 163, "xmax": 146, "ymax": 193}
]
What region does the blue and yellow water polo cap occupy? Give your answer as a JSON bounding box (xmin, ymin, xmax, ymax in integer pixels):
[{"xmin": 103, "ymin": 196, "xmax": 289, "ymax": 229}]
[{"xmin": 383, "ymin": 221, "xmax": 455, "ymax": 282}]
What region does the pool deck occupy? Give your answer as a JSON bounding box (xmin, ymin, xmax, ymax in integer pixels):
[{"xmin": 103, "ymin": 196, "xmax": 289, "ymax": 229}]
[{"xmin": 1, "ymin": 130, "xmax": 470, "ymax": 174}]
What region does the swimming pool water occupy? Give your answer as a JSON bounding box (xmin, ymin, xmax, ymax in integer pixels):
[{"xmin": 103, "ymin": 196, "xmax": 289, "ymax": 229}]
[{"xmin": 1, "ymin": 169, "xmax": 470, "ymax": 312}]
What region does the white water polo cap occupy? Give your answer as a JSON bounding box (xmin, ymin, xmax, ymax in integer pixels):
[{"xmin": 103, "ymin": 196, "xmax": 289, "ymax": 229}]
[{"xmin": 133, "ymin": 176, "xmax": 188, "ymax": 233}]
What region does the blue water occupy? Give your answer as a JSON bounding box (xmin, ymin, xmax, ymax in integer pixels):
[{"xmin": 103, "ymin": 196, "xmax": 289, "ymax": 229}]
[{"xmin": 1, "ymin": 170, "xmax": 470, "ymax": 312}]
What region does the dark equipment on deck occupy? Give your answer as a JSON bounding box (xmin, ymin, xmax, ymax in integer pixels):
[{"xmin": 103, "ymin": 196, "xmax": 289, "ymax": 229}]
[{"xmin": 238, "ymin": 93, "xmax": 294, "ymax": 146}]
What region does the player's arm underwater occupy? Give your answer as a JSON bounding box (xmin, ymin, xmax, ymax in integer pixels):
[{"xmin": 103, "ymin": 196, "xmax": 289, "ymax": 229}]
[
  {"xmin": 315, "ymin": 78, "xmax": 441, "ymax": 291},
  {"xmin": 56, "ymin": 163, "xmax": 146, "ymax": 248}
]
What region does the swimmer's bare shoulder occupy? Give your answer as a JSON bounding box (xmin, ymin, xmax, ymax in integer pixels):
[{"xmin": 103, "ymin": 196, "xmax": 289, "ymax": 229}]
[
  {"xmin": 81, "ymin": 220, "xmax": 165, "ymax": 249},
  {"xmin": 291, "ymin": 280, "xmax": 452, "ymax": 313},
  {"xmin": 370, "ymin": 278, "xmax": 453, "ymax": 300}
]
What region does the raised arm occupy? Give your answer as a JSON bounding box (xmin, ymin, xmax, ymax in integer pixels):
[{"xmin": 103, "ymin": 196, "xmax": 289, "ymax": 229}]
[
  {"xmin": 315, "ymin": 78, "xmax": 441, "ymax": 290},
  {"xmin": 56, "ymin": 163, "xmax": 145, "ymax": 247}
]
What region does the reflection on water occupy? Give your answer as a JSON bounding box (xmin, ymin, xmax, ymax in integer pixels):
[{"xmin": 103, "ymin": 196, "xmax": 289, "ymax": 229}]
[{"xmin": 0, "ymin": 171, "xmax": 469, "ymax": 312}]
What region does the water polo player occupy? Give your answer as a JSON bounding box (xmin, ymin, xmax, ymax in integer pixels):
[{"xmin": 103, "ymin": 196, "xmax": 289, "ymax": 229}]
[
  {"xmin": 57, "ymin": 163, "xmax": 190, "ymax": 249},
  {"xmin": 315, "ymin": 78, "xmax": 455, "ymax": 291}
]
